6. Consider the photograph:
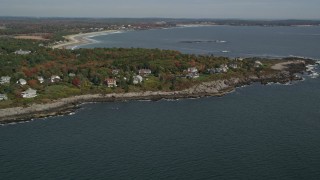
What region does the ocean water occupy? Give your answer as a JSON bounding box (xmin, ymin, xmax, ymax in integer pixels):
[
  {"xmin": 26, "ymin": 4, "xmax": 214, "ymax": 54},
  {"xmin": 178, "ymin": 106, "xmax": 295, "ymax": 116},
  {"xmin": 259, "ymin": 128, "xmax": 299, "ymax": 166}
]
[
  {"xmin": 82, "ymin": 25, "xmax": 320, "ymax": 58},
  {"xmin": 1, "ymin": 26, "xmax": 320, "ymax": 179}
]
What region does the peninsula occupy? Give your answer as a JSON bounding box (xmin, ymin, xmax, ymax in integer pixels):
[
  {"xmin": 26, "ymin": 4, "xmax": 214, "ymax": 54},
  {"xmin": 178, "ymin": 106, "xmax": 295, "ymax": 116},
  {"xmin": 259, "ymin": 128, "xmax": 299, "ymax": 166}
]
[{"xmin": 0, "ymin": 18, "xmax": 317, "ymax": 123}]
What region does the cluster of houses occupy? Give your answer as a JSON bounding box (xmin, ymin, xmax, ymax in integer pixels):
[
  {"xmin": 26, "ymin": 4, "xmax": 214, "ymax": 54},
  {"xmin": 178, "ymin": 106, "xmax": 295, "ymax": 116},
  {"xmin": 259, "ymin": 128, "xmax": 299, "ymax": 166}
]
[
  {"xmin": 0, "ymin": 60, "xmax": 265, "ymax": 101},
  {"xmin": 106, "ymin": 68, "xmax": 151, "ymax": 87},
  {"xmin": 0, "ymin": 75, "xmax": 59, "ymax": 100}
]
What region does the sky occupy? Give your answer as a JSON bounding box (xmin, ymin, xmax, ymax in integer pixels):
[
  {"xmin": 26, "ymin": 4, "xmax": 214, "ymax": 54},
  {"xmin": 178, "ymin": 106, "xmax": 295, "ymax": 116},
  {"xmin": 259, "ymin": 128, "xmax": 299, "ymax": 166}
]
[{"xmin": 0, "ymin": 0, "xmax": 319, "ymax": 19}]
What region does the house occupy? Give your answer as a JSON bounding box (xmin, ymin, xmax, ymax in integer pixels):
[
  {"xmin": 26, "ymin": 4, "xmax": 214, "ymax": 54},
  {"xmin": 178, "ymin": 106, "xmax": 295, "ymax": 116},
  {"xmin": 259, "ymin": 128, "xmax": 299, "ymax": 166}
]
[
  {"xmin": 229, "ymin": 63, "xmax": 238, "ymax": 69},
  {"xmin": 139, "ymin": 69, "xmax": 152, "ymax": 76},
  {"xmin": 0, "ymin": 94, "xmax": 8, "ymax": 101},
  {"xmin": 0, "ymin": 76, "xmax": 11, "ymax": 84},
  {"xmin": 68, "ymin": 73, "xmax": 76, "ymax": 77},
  {"xmin": 187, "ymin": 67, "xmax": 198, "ymax": 73},
  {"xmin": 207, "ymin": 64, "xmax": 229, "ymax": 74},
  {"xmin": 17, "ymin": 78, "xmax": 27, "ymax": 86},
  {"xmin": 21, "ymin": 88, "xmax": 37, "ymax": 98},
  {"xmin": 235, "ymin": 57, "xmax": 244, "ymax": 61},
  {"xmin": 133, "ymin": 75, "xmax": 143, "ymax": 85},
  {"xmin": 37, "ymin": 76, "xmax": 44, "ymax": 84},
  {"xmin": 14, "ymin": 49, "xmax": 31, "ymax": 55},
  {"xmin": 112, "ymin": 69, "xmax": 120, "ymax": 75},
  {"xmin": 207, "ymin": 68, "xmax": 220, "ymax": 74},
  {"xmin": 254, "ymin": 61, "xmax": 263, "ymax": 68},
  {"xmin": 220, "ymin": 64, "xmax": 229, "ymax": 73},
  {"xmin": 186, "ymin": 67, "xmax": 200, "ymax": 79},
  {"xmin": 105, "ymin": 78, "xmax": 117, "ymax": 88},
  {"xmin": 51, "ymin": 75, "xmax": 61, "ymax": 83}
]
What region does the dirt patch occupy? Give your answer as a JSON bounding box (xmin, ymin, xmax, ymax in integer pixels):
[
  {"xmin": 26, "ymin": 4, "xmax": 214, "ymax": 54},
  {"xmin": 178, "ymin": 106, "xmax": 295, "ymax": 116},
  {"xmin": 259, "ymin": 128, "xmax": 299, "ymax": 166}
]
[{"xmin": 271, "ymin": 60, "xmax": 305, "ymax": 70}]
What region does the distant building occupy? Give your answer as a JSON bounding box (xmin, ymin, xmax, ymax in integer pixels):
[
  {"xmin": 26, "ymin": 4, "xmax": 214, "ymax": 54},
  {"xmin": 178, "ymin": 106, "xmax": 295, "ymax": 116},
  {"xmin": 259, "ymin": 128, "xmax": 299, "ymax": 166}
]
[
  {"xmin": 14, "ymin": 49, "xmax": 31, "ymax": 55},
  {"xmin": 68, "ymin": 73, "xmax": 76, "ymax": 77},
  {"xmin": 51, "ymin": 75, "xmax": 61, "ymax": 83},
  {"xmin": 207, "ymin": 64, "xmax": 229, "ymax": 74},
  {"xmin": 133, "ymin": 75, "xmax": 143, "ymax": 85},
  {"xmin": 254, "ymin": 61, "xmax": 263, "ymax": 68},
  {"xmin": 0, "ymin": 76, "xmax": 11, "ymax": 84},
  {"xmin": 186, "ymin": 67, "xmax": 200, "ymax": 79},
  {"xmin": 37, "ymin": 76, "xmax": 44, "ymax": 84},
  {"xmin": 187, "ymin": 67, "xmax": 198, "ymax": 73},
  {"xmin": 112, "ymin": 69, "xmax": 120, "ymax": 75},
  {"xmin": 139, "ymin": 69, "xmax": 152, "ymax": 76},
  {"xmin": 235, "ymin": 57, "xmax": 244, "ymax": 61},
  {"xmin": 21, "ymin": 88, "xmax": 37, "ymax": 98},
  {"xmin": 0, "ymin": 94, "xmax": 8, "ymax": 101},
  {"xmin": 229, "ymin": 63, "xmax": 238, "ymax": 69},
  {"xmin": 105, "ymin": 78, "xmax": 117, "ymax": 88},
  {"xmin": 220, "ymin": 64, "xmax": 229, "ymax": 72},
  {"xmin": 17, "ymin": 78, "xmax": 27, "ymax": 86}
]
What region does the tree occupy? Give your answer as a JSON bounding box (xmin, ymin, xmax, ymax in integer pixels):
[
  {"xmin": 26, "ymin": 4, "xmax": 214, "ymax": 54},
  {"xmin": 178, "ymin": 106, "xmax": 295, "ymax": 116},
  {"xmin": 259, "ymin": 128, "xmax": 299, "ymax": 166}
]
[{"xmin": 72, "ymin": 77, "xmax": 81, "ymax": 87}]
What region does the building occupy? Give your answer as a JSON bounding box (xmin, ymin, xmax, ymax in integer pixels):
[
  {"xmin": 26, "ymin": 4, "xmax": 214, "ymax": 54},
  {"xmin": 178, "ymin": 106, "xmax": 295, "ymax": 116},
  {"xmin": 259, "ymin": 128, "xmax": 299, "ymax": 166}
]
[
  {"xmin": 0, "ymin": 94, "xmax": 8, "ymax": 101},
  {"xmin": 51, "ymin": 75, "xmax": 61, "ymax": 83},
  {"xmin": 14, "ymin": 49, "xmax": 31, "ymax": 55},
  {"xmin": 187, "ymin": 67, "xmax": 198, "ymax": 73},
  {"xmin": 112, "ymin": 69, "xmax": 120, "ymax": 75},
  {"xmin": 229, "ymin": 63, "xmax": 238, "ymax": 69},
  {"xmin": 68, "ymin": 73, "xmax": 76, "ymax": 77},
  {"xmin": 0, "ymin": 76, "xmax": 11, "ymax": 84},
  {"xmin": 21, "ymin": 88, "xmax": 37, "ymax": 98},
  {"xmin": 133, "ymin": 75, "xmax": 143, "ymax": 85},
  {"xmin": 186, "ymin": 67, "xmax": 200, "ymax": 79},
  {"xmin": 220, "ymin": 64, "xmax": 229, "ymax": 73},
  {"xmin": 37, "ymin": 76, "xmax": 44, "ymax": 84},
  {"xmin": 207, "ymin": 64, "xmax": 229, "ymax": 74},
  {"xmin": 254, "ymin": 61, "xmax": 263, "ymax": 68},
  {"xmin": 17, "ymin": 78, "xmax": 27, "ymax": 86},
  {"xmin": 139, "ymin": 69, "xmax": 152, "ymax": 76},
  {"xmin": 105, "ymin": 78, "xmax": 117, "ymax": 88}
]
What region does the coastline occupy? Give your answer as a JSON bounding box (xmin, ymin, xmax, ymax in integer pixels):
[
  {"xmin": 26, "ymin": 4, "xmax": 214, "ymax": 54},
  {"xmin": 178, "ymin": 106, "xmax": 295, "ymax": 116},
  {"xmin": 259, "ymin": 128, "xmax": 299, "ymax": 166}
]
[
  {"xmin": 0, "ymin": 67, "xmax": 305, "ymax": 124},
  {"xmin": 51, "ymin": 30, "xmax": 123, "ymax": 49}
]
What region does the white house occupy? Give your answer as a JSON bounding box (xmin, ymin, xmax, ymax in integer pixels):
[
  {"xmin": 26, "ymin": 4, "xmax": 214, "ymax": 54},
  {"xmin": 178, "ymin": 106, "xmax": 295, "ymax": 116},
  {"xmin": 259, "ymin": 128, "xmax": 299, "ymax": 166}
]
[
  {"xmin": 51, "ymin": 75, "xmax": 61, "ymax": 83},
  {"xmin": 133, "ymin": 75, "xmax": 143, "ymax": 85},
  {"xmin": 229, "ymin": 63, "xmax": 238, "ymax": 69},
  {"xmin": 254, "ymin": 61, "xmax": 263, "ymax": 68},
  {"xmin": 37, "ymin": 76, "xmax": 44, "ymax": 84},
  {"xmin": 112, "ymin": 69, "xmax": 120, "ymax": 75},
  {"xmin": 220, "ymin": 64, "xmax": 229, "ymax": 73},
  {"xmin": 139, "ymin": 69, "xmax": 152, "ymax": 76},
  {"xmin": 14, "ymin": 49, "xmax": 31, "ymax": 55},
  {"xmin": 0, "ymin": 94, "xmax": 8, "ymax": 101},
  {"xmin": 17, "ymin": 78, "xmax": 27, "ymax": 86},
  {"xmin": 186, "ymin": 67, "xmax": 200, "ymax": 79},
  {"xmin": 68, "ymin": 73, "xmax": 76, "ymax": 77},
  {"xmin": 105, "ymin": 78, "xmax": 117, "ymax": 88},
  {"xmin": 187, "ymin": 67, "xmax": 198, "ymax": 73},
  {"xmin": 21, "ymin": 88, "xmax": 37, "ymax": 98},
  {"xmin": 0, "ymin": 76, "xmax": 11, "ymax": 84}
]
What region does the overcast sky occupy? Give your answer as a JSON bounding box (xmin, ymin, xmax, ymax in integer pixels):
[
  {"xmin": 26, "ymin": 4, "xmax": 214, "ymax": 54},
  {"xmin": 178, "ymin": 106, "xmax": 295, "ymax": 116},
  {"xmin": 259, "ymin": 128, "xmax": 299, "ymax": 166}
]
[{"xmin": 0, "ymin": 0, "xmax": 319, "ymax": 19}]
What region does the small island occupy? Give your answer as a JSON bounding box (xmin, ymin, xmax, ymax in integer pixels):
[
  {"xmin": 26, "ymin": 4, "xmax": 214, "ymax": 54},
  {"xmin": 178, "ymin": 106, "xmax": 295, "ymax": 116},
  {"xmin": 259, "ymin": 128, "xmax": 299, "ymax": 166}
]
[{"xmin": 0, "ymin": 18, "xmax": 317, "ymax": 123}]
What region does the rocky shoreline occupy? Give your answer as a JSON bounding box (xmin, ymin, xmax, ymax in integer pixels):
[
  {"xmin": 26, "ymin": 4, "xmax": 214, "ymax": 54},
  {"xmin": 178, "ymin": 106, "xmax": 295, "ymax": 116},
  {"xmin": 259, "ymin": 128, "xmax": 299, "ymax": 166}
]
[{"xmin": 0, "ymin": 61, "xmax": 307, "ymax": 124}]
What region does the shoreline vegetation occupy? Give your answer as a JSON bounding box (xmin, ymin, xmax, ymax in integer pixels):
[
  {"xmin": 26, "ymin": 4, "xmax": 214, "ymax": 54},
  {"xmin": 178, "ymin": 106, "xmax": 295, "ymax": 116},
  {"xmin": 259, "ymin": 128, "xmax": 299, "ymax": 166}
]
[{"xmin": 0, "ymin": 60, "xmax": 312, "ymax": 124}]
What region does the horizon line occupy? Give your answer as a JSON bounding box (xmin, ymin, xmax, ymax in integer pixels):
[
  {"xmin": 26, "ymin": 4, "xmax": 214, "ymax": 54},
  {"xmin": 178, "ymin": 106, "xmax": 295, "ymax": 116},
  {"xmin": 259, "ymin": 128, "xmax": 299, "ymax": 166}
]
[{"xmin": 0, "ymin": 16, "xmax": 320, "ymax": 21}]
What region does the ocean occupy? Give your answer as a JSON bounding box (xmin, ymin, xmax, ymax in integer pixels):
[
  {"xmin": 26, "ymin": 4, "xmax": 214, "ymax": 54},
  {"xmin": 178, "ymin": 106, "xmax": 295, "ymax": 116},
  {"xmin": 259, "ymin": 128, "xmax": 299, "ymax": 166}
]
[{"xmin": 1, "ymin": 26, "xmax": 320, "ymax": 179}]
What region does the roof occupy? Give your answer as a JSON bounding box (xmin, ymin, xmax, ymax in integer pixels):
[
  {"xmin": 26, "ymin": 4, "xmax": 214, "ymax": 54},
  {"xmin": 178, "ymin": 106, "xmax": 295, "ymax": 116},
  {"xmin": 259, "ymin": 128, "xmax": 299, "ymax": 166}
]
[{"xmin": 22, "ymin": 88, "xmax": 37, "ymax": 94}]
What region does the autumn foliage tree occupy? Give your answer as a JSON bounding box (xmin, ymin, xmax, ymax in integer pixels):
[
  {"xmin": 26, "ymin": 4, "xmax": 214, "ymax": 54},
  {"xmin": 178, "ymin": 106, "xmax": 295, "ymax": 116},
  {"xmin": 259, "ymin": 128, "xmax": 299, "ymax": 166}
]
[{"xmin": 72, "ymin": 77, "xmax": 81, "ymax": 87}]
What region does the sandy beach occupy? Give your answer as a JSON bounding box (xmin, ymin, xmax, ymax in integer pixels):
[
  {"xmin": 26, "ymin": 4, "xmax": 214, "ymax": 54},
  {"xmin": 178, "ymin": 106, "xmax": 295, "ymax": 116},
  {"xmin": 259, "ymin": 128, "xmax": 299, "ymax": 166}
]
[{"xmin": 51, "ymin": 30, "xmax": 122, "ymax": 49}]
